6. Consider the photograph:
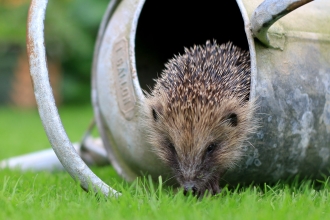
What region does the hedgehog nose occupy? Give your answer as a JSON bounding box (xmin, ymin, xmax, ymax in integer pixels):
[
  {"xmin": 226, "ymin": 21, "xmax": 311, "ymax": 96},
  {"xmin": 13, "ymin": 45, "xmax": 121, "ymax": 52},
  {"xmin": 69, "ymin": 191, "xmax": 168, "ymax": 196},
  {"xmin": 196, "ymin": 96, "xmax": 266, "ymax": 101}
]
[{"xmin": 183, "ymin": 182, "xmax": 198, "ymax": 196}]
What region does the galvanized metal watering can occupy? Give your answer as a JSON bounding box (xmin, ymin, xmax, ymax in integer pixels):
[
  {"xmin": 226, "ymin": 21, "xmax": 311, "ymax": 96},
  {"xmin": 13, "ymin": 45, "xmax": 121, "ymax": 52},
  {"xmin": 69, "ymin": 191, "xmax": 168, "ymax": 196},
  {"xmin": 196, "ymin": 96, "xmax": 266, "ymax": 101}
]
[{"xmin": 13, "ymin": 0, "xmax": 330, "ymax": 196}]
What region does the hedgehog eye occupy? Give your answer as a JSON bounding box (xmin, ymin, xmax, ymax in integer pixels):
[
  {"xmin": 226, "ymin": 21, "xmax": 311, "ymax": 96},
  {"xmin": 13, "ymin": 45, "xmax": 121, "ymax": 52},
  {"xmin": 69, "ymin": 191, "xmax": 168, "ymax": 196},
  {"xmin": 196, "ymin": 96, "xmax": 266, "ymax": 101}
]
[
  {"xmin": 151, "ymin": 104, "xmax": 163, "ymax": 122},
  {"xmin": 226, "ymin": 113, "xmax": 238, "ymax": 127},
  {"xmin": 152, "ymin": 108, "xmax": 158, "ymax": 121},
  {"xmin": 168, "ymin": 143, "xmax": 176, "ymax": 153},
  {"xmin": 206, "ymin": 143, "xmax": 216, "ymax": 154}
]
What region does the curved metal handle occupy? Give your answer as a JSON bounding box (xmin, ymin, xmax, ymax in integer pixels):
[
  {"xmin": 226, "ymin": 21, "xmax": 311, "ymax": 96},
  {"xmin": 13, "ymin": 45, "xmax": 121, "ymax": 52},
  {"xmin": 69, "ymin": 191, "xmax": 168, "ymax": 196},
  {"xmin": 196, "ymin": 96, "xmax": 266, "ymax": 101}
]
[
  {"xmin": 251, "ymin": 0, "xmax": 313, "ymax": 48},
  {"xmin": 27, "ymin": 0, "xmax": 120, "ymax": 197}
]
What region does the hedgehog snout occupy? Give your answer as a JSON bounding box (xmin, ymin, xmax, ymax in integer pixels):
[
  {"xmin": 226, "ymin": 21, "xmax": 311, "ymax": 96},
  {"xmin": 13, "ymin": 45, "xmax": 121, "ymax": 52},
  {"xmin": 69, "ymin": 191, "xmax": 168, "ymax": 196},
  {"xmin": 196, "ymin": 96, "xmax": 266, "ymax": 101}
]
[{"xmin": 183, "ymin": 181, "xmax": 198, "ymax": 196}]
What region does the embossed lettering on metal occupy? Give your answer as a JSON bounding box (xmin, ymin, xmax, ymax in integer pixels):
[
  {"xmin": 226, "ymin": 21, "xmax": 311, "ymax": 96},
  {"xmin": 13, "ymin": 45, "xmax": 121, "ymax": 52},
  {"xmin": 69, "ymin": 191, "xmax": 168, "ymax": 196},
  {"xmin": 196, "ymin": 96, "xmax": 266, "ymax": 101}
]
[{"xmin": 113, "ymin": 38, "xmax": 136, "ymax": 120}]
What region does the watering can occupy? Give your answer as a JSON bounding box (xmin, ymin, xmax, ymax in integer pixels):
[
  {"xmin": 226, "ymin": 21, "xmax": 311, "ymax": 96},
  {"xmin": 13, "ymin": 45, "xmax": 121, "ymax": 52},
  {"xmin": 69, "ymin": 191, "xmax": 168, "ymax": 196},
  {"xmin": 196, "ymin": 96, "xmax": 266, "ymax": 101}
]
[{"xmin": 2, "ymin": 0, "xmax": 330, "ymax": 197}]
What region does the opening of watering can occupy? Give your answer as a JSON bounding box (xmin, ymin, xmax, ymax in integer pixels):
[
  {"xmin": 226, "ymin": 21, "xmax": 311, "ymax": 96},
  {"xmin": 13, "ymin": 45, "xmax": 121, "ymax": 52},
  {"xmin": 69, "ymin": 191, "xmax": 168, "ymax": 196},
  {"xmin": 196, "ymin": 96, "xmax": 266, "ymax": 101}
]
[
  {"xmin": 135, "ymin": 0, "xmax": 250, "ymax": 92},
  {"xmin": 92, "ymin": 0, "xmax": 252, "ymax": 183},
  {"xmin": 94, "ymin": 0, "xmax": 330, "ymax": 187}
]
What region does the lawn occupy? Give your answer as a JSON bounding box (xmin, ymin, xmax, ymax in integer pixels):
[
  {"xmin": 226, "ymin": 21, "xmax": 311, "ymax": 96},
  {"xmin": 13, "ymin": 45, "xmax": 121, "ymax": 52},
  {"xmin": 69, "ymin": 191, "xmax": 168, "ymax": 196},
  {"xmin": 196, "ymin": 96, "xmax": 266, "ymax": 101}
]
[{"xmin": 1, "ymin": 105, "xmax": 330, "ymax": 219}]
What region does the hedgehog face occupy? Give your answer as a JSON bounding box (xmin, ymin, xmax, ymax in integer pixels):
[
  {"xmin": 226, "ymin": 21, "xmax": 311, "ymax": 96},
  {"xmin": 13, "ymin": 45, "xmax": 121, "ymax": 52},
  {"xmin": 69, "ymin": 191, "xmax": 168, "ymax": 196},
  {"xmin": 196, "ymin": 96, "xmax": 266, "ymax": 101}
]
[
  {"xmin": 143, "ymin": 41, "xmax": 256, "ymax": 197},
  {"xmin": 145, "ymin": 96, "xmax": 255, "ymax": 197}
]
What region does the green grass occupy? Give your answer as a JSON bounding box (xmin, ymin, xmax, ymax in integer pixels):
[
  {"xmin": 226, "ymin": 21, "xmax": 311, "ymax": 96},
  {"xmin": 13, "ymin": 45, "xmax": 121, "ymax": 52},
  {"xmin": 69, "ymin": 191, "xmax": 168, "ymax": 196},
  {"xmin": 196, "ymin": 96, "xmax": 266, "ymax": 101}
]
[{"xmin": 1, "ymin": 105, "xmax": 330, "ymax": 219}]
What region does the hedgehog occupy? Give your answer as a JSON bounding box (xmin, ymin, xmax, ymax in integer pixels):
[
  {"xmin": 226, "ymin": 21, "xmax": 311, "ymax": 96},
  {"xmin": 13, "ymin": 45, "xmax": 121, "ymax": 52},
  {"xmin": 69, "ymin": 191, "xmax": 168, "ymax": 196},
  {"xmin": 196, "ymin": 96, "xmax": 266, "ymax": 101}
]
[{"xmin": 143, "ymin": 40, "xmax": 257, "ymax": 197}]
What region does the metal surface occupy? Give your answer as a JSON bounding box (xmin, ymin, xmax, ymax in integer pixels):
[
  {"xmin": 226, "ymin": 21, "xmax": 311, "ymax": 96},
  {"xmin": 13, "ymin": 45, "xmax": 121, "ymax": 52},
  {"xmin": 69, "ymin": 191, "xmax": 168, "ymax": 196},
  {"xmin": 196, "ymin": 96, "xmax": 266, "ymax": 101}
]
[
  {"xmin": 1, "ymin": 120, "xmax": 108, "ymax": 171},
  {"xmin": 26, "ymin": 0, "xmax": 119, "ymax": 197},
  {"xmin": 229, "ymin": 0, "xmax": 330, "ymax": 184},
  {"xmin": 0, "ymin": 138, "xmax": 108, "ymax": 171},
  {"xmin": 1, "ymin": 148, "xmax": 66, "ymax": 171},
  {"xmin": 80, "ymin": 137, "xmax": 110, "ymax": 166},
  {"xmin": 251, "ymin": 0, "xmax": 314, "ymax": 48},
  {"xmin": 93, "ymin": 0, "xmax": 172, "ymax": 182},
  {"xmin": 93, "ymin": 0, "xmax": 330, "ymax": 186}
]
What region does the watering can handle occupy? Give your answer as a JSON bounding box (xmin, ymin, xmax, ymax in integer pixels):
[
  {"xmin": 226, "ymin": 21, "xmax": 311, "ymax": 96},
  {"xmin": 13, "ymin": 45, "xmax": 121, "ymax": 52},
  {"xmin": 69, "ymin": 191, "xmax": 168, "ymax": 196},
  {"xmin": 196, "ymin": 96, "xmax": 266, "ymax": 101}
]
[
  {"xmin": 27, "ymin": 0, "xmax": 119, "ymax": 197},
  {"xmin": 251, "ymin": 0, "xmax": 314, "ymax": 47}
]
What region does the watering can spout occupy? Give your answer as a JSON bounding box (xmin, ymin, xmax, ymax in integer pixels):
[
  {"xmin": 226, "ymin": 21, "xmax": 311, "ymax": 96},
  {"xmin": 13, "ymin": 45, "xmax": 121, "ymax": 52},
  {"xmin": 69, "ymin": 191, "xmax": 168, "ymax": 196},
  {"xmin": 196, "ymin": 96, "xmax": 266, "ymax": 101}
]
[{"xmin": 0, "ymin": 136, "xmax": 109, "ymax": 171}]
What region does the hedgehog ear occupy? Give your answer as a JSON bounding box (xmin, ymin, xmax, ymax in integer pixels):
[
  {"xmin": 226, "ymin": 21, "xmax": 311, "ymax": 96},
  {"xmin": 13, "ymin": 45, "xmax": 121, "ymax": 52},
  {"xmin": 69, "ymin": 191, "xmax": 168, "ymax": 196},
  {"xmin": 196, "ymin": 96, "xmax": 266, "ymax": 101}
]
[
  {"xmin": 151, "ymin": 103, "xmax": 163, "ymax": 122},
  {"xmin": 225, "ymin": 113, "xmax": 238, "ymax": 127}
]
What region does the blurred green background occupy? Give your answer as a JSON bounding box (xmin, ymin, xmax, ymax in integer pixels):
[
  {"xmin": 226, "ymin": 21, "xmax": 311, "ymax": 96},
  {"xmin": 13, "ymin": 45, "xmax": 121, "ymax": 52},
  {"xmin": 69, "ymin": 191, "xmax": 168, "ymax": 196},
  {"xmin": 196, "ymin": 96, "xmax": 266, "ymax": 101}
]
[{"xmin": 0, "ymin": 0, "xmax": 109, "ymax": 106}]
